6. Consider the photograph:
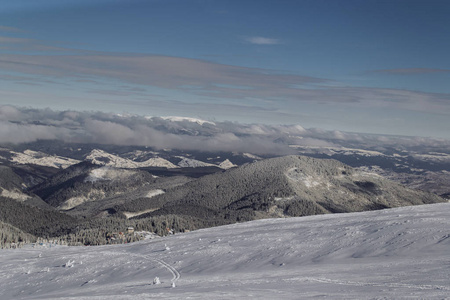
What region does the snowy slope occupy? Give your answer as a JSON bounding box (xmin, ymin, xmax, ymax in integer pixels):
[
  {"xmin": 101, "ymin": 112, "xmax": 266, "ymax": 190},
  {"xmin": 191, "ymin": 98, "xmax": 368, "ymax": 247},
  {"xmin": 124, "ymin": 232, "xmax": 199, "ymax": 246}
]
[
  {"xmin": 10, "ymin": 150, "xmax": 81, "ymax": 169},
  {"xmin": 218, "ymin": 158, "xmax": 236, "ymax": 169},
  {"xmin": 85, "ymin": 149, "xmax": 178, "ymax": 169},
  {"xmin": 176, "ymin": 157, "xmax": 217, "ymax": 168},
  {"xmin": 177, "ymin": 156, "xmax": 236, "ymax": 169},
  {"xmin": 1, "ymin": 203, "xmax": 449, "ymax": 299}
]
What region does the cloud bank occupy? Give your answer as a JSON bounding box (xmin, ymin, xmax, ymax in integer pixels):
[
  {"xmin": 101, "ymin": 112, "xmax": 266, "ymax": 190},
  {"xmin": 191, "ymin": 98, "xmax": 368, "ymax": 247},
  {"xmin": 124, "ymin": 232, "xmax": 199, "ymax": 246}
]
[{"xmin": 1, "ymin": 106, "xmax": 448, "ymax": 155}]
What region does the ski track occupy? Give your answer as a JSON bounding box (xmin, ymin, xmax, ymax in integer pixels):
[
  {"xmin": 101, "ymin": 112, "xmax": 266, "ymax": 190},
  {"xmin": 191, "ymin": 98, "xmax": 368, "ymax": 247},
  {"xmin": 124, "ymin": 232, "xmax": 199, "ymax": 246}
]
[
  {"xmin": 3, "ymin": 247, "xmax": 181, "ymax": 287},
  {"xmin": 121, "ymin": 252, "xmax": 180, "ymax": 284}
]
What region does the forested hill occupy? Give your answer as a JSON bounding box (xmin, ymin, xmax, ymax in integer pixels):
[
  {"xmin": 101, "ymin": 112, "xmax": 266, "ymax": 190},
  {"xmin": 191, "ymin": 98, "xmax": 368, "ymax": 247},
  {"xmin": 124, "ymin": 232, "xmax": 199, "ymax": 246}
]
[{"xmin": 120, "ymin": 155, "xmax": 444, "ymax": 223}]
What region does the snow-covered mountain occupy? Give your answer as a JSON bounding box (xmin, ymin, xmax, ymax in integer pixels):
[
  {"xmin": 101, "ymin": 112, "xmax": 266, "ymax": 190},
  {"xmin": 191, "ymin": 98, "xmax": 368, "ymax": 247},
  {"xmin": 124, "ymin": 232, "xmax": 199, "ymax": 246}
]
[
  {"xmin": 1, "ymin": 203, "xmax": 448, "ymax": 299},
  {"xmin": 10, "ymin": 150, "xmax": 81, "ymax": 169},
  {"xmin": 160, "ymin": 116, "xmax": 216, "ymax": 126},
  {"xmin": 218, "ymin": 158, "xmax": 236, "ymax": 169},
  {"xmin": 85, "ymin": 149, "xmax": 178, "ymax": 169},
  {"xmin": 176, "ymin": 157, "xmax": 217, "ymax": 168},
  {"xmin": 176, "ymin": 156, "xmax": 236, "ymax": 169}
]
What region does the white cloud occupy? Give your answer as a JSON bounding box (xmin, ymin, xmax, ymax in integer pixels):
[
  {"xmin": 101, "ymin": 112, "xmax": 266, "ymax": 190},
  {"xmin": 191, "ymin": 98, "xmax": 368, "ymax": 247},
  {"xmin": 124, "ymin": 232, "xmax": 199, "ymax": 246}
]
[
  {"xmin": 1, "ymin": 106, "xmax": 449, "ymax": 155},
  {"xmin": 245, "ymin": 36, "xmax": 281, "ymax": 45}
]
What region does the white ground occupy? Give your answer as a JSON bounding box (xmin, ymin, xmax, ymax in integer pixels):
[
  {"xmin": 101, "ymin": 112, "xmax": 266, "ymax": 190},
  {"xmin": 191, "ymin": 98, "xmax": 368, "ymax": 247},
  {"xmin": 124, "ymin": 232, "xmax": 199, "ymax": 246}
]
[{"xmin": 1, "ymin": 203, "xmax": 449, "ymax": 299}]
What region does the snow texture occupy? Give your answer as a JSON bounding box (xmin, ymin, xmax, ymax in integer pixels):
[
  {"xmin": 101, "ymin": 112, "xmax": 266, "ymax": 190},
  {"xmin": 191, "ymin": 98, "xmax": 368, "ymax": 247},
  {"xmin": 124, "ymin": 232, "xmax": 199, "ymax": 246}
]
[{"xmin": 0, "ymin": 203, "xmax": 449, "ymax": 299}]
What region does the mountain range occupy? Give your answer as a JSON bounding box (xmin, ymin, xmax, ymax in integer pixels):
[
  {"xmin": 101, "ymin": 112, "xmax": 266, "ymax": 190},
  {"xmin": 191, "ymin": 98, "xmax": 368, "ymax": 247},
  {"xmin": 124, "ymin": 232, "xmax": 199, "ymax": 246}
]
[{"xmin": 0, "ymin": 142, "xmax": 446, "ymax": 248}]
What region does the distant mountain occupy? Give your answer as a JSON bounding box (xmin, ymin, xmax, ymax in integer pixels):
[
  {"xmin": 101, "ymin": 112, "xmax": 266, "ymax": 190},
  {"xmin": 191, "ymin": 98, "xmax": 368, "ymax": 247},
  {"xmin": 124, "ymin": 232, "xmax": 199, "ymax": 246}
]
[
  {"xmin": 176, "ymin": 156, "xmax": 236, "ymax": 169},
  {"xmin": 10, "ymin": 149, "xmax": 81, "ymax": 169},
  {"xmin": 218, "ymin": 159, "xmax": 237, "ymax": 169},
  {"xmin": 85, "ymin": 149, "xmax": 178, "ymax": 169},
  {"xmin": 176, "ymin": 156, "xmax": 218, "ymax": 168},
  {"xmin": 29, "ymin": 161, "xmax": 193, "ymax": 217},
  {"xmin": 159, "ymin": 116, "xmax": 216, "ymax": 126},
  {"xmin": 122, "ymin": 155, "xmax": 444, "ymax": 225},
  {"xmin": 30, "ymin": 162, "xmax": 156, "ymax": 209}
]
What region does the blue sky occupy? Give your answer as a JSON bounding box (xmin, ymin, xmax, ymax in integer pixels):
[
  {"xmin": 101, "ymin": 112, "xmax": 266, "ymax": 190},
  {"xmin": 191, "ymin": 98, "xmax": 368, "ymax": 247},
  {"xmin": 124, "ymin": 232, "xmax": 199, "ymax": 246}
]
[{"xmin": 0, "ymin": 0, "xmax": 449, "ymax": 138}]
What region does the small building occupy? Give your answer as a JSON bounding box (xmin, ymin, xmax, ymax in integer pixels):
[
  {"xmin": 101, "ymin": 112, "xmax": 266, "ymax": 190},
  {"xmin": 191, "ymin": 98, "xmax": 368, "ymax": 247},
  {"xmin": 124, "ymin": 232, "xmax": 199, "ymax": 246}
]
[{"xmin": 127, "ymin": 227, "xmax": 135, "ymax": 234}]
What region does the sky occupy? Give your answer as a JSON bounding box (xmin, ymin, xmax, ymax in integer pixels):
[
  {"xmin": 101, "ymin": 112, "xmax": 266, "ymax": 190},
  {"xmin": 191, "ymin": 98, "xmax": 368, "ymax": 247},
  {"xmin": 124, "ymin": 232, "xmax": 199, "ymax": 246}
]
[{"xmin": 0, "ymin": 0, "xmax": 449, "ymax": 139}]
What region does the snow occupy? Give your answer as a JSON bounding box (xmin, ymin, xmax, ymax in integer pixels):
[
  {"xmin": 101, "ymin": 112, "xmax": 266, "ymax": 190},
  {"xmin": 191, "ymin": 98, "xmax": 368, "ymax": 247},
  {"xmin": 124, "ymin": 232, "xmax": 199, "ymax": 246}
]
[
  {"xmin": 10, "ymin": 150, "xmax": 81, "ymax": 169},
  {"xmin": 122, "ymin": 209, "xmax": 158, "ymax": 219},
  {"xmin": 242, "ymin": 153, "xmax": 262, "ymax": 160},
  {"xmin": 177, "ymin": 156, "xmax": 236, "ymax": 169},
  {"xmin": 0, "ymin": 188, "xmax": 31, "ymax": 201},
  {"xmin": 58, "ymin": 189, "xmax": 106, "ymax": 210},
  {"xmin": 285, "ymin": 167, "xmax": 321, "ymax": 188},
  {"xmin": 1, "ymin": 203, "xmax": 449, "ymax": 299},
  {"xmin": 84, "ymin": 167, "xmax": 140, "ymax": 183},
  {"xmin": 145, "ymin": 189, "xmax": 165, "ymax": 198},
  {"xmin": 84, "ymin": 167, "xmax": 113, "ymax": 183},
  {"xmin": 412, "ymin": 152, "xmax": 450, "ymax": 163},
  {"xmin": 86, "ymin": 150, "xmax": 177, "ymax": 169},
  {"xmin": 176, "ymin": 157, "xmax": 216, "ymax": 168},
  {"xmin": 218, "ymin": 159, "xmax": 236, "ymax": 169},
  {"xmin": 160, "ymin": 116, "xmax": 216, "ymax": 126},
  {"xmin": 289, "ymin": 145, "xmax": 385, "ymax": 157}
]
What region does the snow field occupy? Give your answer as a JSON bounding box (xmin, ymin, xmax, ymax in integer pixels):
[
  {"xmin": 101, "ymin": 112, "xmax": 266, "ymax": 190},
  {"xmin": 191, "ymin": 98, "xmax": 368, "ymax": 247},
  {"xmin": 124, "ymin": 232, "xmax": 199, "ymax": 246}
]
[{"xmin": 0, "ymin": 203, "xmax": 449, "ymax": 299}]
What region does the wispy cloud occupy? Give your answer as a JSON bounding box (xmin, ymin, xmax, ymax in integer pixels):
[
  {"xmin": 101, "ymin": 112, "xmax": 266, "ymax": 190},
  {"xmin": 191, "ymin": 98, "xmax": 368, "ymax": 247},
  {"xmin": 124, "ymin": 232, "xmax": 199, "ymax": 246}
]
[
  {"xmin": 245, "ymin": 36, "xmax": 281, "ymax": 45},
  {"xmin": 0, "ymin": 52, "xmax": 325, "ymax": 96},
  {"xmin": 0, "ymin": 26, "xmax": 24, "ymax": 33},
  {"xmin": 372, "ymin": 68, "xmax": 450, "ymax": 75},
  {"xmin": 1, "ymin": 51, "xmax": 450, "ymax": 117}
]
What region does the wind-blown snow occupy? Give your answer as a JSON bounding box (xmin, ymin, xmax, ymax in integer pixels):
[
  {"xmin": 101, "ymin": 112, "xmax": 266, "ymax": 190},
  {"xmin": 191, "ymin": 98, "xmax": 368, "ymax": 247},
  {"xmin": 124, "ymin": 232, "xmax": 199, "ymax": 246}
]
[{"xmin": 1, "ymin": 203, "xmax": 449, "ymax": 299}]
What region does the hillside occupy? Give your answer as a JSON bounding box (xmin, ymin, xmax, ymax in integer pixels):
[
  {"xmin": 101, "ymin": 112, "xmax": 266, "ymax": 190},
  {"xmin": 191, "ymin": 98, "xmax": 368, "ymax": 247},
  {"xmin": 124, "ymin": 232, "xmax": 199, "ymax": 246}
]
[
  {"xmin": 121, "ymin": 155, "xmax": 444, "ymax": 224},
  {"xmin": 0, "ymin": 203, "xmax": 448, "ymax": 299},
  {"xmin": 0, "ymin": 166, "xmax": 52, "ymax": 209},
  {"xmin": 29, "ymin": 162, "xmax": 193, "ymax": 217}
]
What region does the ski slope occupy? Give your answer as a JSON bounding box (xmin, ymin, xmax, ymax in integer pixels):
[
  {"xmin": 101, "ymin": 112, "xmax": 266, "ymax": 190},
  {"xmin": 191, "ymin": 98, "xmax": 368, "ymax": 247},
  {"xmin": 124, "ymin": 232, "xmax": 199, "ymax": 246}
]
[{"xmin": 0, "ymin": 203, "xmax": 449, "ymax": 299}]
